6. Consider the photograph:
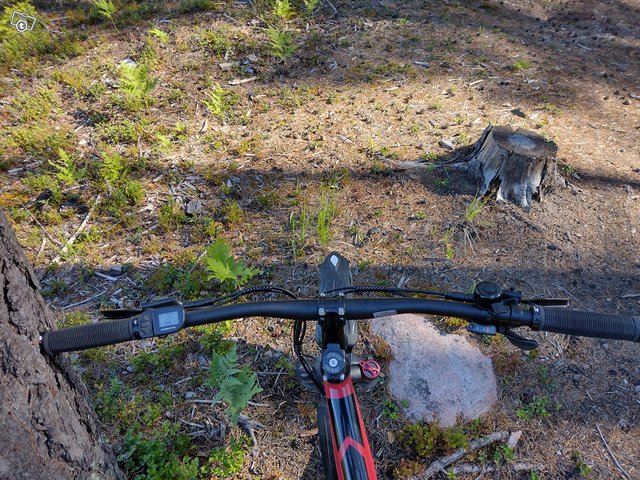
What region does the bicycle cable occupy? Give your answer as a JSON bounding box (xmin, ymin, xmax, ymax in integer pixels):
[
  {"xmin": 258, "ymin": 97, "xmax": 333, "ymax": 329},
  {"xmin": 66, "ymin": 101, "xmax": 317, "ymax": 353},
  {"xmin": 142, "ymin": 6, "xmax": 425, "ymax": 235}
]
[
  {"xmin": 182, "ymin": 285, "xmax": 299, "ymax": 310},
  {"xmin": 319, "ymin": 286, "xmax": 448, "ymax": 298}
]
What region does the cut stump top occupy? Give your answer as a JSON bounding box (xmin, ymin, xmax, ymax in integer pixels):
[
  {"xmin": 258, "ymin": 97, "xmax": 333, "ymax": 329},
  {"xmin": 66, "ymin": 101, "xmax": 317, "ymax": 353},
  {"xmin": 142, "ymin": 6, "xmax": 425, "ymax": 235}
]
[{"xmin": 490, "ymin": 126, "xmax": 557, "ymax": 159}]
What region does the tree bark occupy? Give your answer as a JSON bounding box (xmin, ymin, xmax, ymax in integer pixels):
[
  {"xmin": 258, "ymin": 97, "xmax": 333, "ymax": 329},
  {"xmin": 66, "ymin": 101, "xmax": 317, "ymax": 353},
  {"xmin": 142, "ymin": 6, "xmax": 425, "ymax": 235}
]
[
  {"xmin": 462, "ymin": 125, "xmax": 564, "ymax": 208},
  {"xmin": 0, "ymin": 210, "xmax": 121, "ymax": 480}
]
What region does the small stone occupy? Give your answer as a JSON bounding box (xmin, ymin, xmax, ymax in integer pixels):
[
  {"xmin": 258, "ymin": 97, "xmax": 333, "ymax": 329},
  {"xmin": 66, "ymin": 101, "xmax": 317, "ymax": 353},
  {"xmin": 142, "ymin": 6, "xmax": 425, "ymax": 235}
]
[
  {"xmin": 246, "ymin": 54, "xmax": 259, "ymax": 62},
  {"xmin": 624, "ymin": 184, "xmax": 634, "ymax": 194},
  {"xmin": 439, "ymin": 139, "xmax": 455, "ymax": 150},
  {"xmin": 122, "ymin": 58, "xmax": 137, "ymax": 67},
  {"xmin": 184, "ymin": 391, "xmax": 196, "ymax": 400},
  {"xmin": 219, "ymin": 61, "xmax": 239, "ymax": 71},
  {"xmin": 107, "ymin": 265, "xmax": 124, "ymax": 276},
  {"xmin": 78, "ymin": 139, "xmax": 88, "ymax": 147},
  {"xmin": 511, "ymin": 108, "xmax": 527, "ymax": 118},
  {"xmin": 618, "ymin": 419, "xmax": 630, "ymax": 429},
  {"xmin": 634, "ymin": 385, "xmax": 640, "ymax": 393},
  {"xmin": 547, "ymin": 243, "xmax": 559, "ymax": 251},
  {"xmin": 186, "ymin": 199, "xmax": 203, "ymax": 215},
  {"xmin": 622, "ymin": 99, "xmax": 631, "ymax": 105},
  {"xmin": 507, "ymin": 430, "xmax": 522, "ymax": 450}
]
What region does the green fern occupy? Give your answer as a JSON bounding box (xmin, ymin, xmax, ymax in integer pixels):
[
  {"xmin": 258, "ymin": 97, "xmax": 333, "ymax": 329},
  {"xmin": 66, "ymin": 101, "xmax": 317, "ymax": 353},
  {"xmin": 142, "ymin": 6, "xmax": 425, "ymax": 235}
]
[
  {"xmin": 273, "ymin": 0, "xmax": 294, "ymax": 20},
  {"xmin": 118, "ymin": 61, "xmax": 158, "ymax": 100},
  {"xmin": 100, "ymin": 151, "xmax": 124, "ymax": 187},
  {"xmin": 93, "ymin": 0, "xmax": 116, "ymax": 21},
  {"xmin": 148, "ymin": 27, "xmax": 169, "ymax": 44},
  {"xmin": 202, "ymin": 83, "xmax": 234, "ymax": 120},
  {"xmin": 48, "ymin": 149, "xmax": 85, "ymax": 186},
  {"xmin": 267, "ymin": 26, "xmax": 297, "ymax": 61},
  {"xmin": 206, "ymin": 344, "xmax": 262, "ymax": 422},
  {"xmin": 204, "ymin": 238, "xmax": 259, "ymax": 290},
  {"xmin": 303, "ymin": 0, "xmax": 319, "ymax": 15}
]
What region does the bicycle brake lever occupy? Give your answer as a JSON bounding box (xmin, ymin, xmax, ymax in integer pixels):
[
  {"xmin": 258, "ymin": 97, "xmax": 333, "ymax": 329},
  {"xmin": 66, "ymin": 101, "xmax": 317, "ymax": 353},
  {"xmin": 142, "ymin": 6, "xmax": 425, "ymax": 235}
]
[
  {"xmin": 521, "ymin": 298, "xmax": 569, "ymax": 306},
  {"xmin": 502, "ymin": 329, "xmax": 538, "ymax": 350},
  {"xmin": 100, "ymin": 308, "xmax": 143, "ymax": 319}
]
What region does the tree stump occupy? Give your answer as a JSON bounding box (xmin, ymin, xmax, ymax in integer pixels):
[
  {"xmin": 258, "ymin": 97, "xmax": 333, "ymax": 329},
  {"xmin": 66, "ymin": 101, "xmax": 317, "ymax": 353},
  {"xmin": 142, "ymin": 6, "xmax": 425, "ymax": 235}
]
[
  {"xmin": 0, "ymin": 210, "xmax": 122, "ymax": 480},
  {"xmin": 462, "ymin": 125, "xmax": 563, "ymax": 208}
]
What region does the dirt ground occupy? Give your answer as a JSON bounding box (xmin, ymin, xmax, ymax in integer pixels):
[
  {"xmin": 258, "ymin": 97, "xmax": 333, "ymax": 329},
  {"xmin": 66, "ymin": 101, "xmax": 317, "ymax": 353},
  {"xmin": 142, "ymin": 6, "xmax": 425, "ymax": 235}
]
[{"xmin": 1, "ymin": 0, "xmax": 639, "ymax": 478}]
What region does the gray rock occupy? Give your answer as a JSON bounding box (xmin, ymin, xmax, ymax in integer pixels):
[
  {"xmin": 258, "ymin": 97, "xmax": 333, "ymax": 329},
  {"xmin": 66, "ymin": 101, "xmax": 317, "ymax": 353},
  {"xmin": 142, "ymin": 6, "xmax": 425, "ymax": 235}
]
[
  {"xmin": 371, "ymin": 314, "xmax": 497, "ymax": 427},
  {"xmin": 186, "ymin": 199, "xmax": 203, "ymax": 215},
  {"xmin": 184, "ymin": 391, "xmax": 196, "ymax": 400},
  {"xmin": 439, "ymin": 139, "xmax": 455, "ymax": 150}
]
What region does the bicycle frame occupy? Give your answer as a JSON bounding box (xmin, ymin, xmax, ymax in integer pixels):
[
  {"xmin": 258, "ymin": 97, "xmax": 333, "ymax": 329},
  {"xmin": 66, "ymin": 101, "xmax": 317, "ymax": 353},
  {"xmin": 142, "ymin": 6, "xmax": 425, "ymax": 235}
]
[
  {"xmin": 315, "ymin": 252, "xmax": 377, "ymax": 479},
  {"xmin": 324, "ymin": 377, "xmax": 377, "ymax": 478}
]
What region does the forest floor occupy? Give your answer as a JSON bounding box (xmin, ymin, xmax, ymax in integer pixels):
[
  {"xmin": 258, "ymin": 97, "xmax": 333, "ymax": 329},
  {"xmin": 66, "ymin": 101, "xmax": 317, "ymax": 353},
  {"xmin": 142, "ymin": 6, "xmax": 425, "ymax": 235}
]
[{"xmin": 1, "ymin": 0, "xmax": 639, "ymax": 478}]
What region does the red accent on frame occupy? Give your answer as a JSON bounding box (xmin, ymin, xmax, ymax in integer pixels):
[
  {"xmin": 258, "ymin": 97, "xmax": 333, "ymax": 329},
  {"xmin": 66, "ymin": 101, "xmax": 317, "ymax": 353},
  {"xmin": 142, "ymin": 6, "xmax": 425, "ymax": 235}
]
[
  {"xmin": 324, "ymin": 377, "xmax": 377, "ymax": 479},
  {"xmin": 325, "ymin": 378, "xmax": 356, "ymax": 399}
]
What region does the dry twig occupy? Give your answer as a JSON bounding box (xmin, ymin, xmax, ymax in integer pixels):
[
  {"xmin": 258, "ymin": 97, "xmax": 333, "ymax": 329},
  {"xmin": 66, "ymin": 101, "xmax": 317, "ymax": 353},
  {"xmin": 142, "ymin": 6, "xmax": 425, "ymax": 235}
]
[
  {"xmin": 51, "ymin": 195, "xmax": 101, "ymax": 265},
  {"xmin": 409, "ymin": 431, "xmax": 510, "ymax": 479},
  {"xmin": 596, "ymin": 424, "xmax": 630, "ymax": 480}
]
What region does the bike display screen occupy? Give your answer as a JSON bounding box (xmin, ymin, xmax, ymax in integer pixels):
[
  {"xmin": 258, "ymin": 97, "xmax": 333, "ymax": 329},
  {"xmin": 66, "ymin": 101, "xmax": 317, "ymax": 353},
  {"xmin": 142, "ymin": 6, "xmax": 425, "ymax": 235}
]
[{"xmin": 151, "ymin": 306, "xmax": 185, "ymax": 334}]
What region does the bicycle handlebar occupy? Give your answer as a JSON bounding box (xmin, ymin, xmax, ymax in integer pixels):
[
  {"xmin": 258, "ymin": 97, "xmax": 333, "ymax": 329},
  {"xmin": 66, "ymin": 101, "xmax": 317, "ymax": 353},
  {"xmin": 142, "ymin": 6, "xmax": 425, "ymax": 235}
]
[
  {"xmin": 40, "ymin": 297, "xmax": 640, "ymax": 355},
  {"xmin": 538, "ymin": 307, "xmax": 640, "ymax": 341}
]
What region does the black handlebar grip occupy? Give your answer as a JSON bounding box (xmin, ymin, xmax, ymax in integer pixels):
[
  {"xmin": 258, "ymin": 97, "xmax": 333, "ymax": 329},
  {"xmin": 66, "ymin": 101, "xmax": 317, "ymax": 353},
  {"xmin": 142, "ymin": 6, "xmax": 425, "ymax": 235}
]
[
  {"xmin": 42, "ymin": 318, "xmax": 136, "ymax": 354},
  {"xmin": 539, "ymin": 308, "xmax": 640, "ymax": 342}
]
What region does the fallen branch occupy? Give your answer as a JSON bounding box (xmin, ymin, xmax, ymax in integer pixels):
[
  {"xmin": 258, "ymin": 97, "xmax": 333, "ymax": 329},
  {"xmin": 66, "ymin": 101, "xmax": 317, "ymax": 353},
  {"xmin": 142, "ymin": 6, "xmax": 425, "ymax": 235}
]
[
  {"xmin": 409, "ymin": 431, "xmax": 510, "ymax": 479},
  {"xmin": 51, "ymin": 195, "xmax": 101, "ymax": 265},
  {"xmin": 61, "ymin": 289, "xmax": 108, "ymax": 310},
  {"xmin": 596, "ymin": 424, "xmax": 630, "ymax": 480},
  {"xmin": 449, "ymin": 462, "xmax": 544, "ymax": 474}
]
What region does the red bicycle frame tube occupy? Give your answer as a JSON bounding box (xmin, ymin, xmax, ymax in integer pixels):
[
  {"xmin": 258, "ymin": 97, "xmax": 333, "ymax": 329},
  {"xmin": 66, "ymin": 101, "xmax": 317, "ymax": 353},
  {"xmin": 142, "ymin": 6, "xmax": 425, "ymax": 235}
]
[{"xmin": 324, "ymin": 377, "xmax": 377, "ymax": 479}]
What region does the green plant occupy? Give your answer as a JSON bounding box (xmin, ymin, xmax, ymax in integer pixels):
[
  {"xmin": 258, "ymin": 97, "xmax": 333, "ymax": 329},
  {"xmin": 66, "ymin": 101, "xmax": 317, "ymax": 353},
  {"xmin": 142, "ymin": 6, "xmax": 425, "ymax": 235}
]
[
  {"xmin": 48, "ymin": 149, "xmax": 85, "ymax": 186},
  {"xmin": 10, "ymin": 86, "xmax": 59, "ymax": 123},
  {"xmin": 464, "ymin": 196, "xmax": 488, "ymax": 224},
  {"xmin": 516, "ymin": 395, "xmax": 551, "ymax": 421},
  {"xmin": 493, "ymin": 444, "xmax": 514, "ymax": 465},
  {"xmin": 303, "ymin": 0, "xmax": 319, "ymax": 15},
  {"xmin": 221, "ymin": 200, "xmax": 243, "ymax": 224},
  {"xmin": 206, "ymin": 344, "xmax": 262, "ymax": 422},
  {"xmin": 148, "ymin": 27, "xmax": 169, "ymax": 44},
  {"xmin": 267, "ymin": 26, "xmax": 298, "ymax": 61},
  {"xmin": 118, "ymin": 422, "xmax": 199, "ymax": 480},
  {"xmin": 199, "ymin": 30, "xmax": 230, "ymax": 56},
  {"xmin": 382, "ymin": 399, "xmax": 401, "ymax": 421},
  {"xmin": 194, "ymin": 323, "xmax": 232, "ymax": 355},
  {"xmin": 530, "ymin": 470, "xmax": 540, "ymax": 480},
  {"xmin": 571, "ymin": 451, "xmax": 592, "ymax": 477},
  {"xmin": 445, "ymin": 471, "xmax": 457, "ymax": 480},
  {"xmin": 398, "ymin": 422, "xmax": 440, "ymax": 458},
  {"xmin": 10, "ymin": 124, "xmax": 73, "ymax": 158},
  {"xmin": 273, "ymin": 0, "xmax": 295, "ymax": 20},
  {"xmin": 202, "ymin": 83, "xmax": 237, "ymax": 121},
  {"xmin": 0, "ymin": 2, "xmax": 50, "ymax": 68},
  {"xmin": 442, "ymin": 426, "xmax": 469, "ymax": 451},
  {"xmin": 118, "ymin": 61, "xmax": 158, "ymax": 106},
  {"xmin": 93, "ymin": 0, "xmax": 116, "ymax": 21},
  {"xmin": 510, "ymin": 59, "xmax": 532, "ymax": 71},
  {"xmin": 443, "ymin": 227, "xmax": 455, "ymax": 260},
  {"xmin": 290, "ymin": 201, "xmax": 310, "ymax": 257},
  {"xmin": 99, "ymin": 151, "xmax": 124, "ymax": 188},
  {"xmin": 202, "ymin": 437, "xmax": 249, "ymax": 477},
  {"xmin": 204, "ymin": 238, "xmax": 259, "ymax": 290},
  {"xmin": 316, "ymin": 188, "xmax": 336, "ymax": 248},
  {"xmin": 158, "ymin": 199, "xmax": 187, "ymax": 231}
]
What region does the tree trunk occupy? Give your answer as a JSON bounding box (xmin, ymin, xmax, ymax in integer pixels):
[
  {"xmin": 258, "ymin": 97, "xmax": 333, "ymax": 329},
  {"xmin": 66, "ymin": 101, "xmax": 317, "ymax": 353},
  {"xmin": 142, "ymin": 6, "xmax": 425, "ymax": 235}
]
[
  {"xmin": 0, "ymin": 210, "xmax": 122, "ymax": 480},
  {"xmin": 462, "ymin": 125, "xmax": 564, "ymax": 208}
]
